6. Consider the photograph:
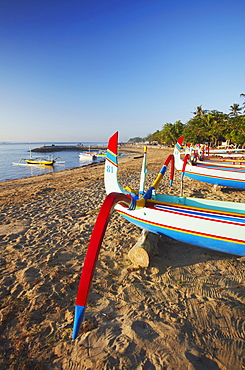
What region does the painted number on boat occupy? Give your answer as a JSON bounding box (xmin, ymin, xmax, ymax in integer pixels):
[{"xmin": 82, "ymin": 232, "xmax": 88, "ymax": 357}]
[{"xmin": 106, "ymin": 165, "xmax": 114, "ymax": 173}]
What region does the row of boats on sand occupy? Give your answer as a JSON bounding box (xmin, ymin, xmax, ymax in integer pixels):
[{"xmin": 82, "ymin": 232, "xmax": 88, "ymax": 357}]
[{"xmin": 72, "ymin": 132, "xmax": 245, "ymax": 339}]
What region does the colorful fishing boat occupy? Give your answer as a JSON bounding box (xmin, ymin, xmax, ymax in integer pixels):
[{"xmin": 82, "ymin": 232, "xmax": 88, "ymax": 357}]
[
  {"xmin": 13, "ymin": 153, "xmax": 64, "ymax": 166},
  {"xmin": 79, "ymin": 152, "xmax": 96, "ymax": 161},
  {"xmin": 194, "ymin": 159, "xmax": 245, "ymax": 170},
  {"xmin": 84, "ymin": 151, "xmax": 106, "ymax": 157},
  {"xmin": 174, "ymin": 137, "xmax": 245, "ymax": 189},
  {"xmin": 197, "ymin": 157, "xmax": 245, "ymax": 165},
  {"xmin": 72, "ymin": 132, "xmax": 245, "ymax": 339},
  {"xmin": 206, "ymin": 148, "xmax": 245, "ymax": 156},
  {"xmin": 25, "ymin": 158, "xmax": 55, "ymax": 166}
]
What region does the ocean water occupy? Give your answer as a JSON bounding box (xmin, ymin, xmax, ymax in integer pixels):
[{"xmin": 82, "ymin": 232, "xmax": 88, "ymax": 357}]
[{"xmin": 0, "ymin": 142, "xmax": 107, "ymax": 182}]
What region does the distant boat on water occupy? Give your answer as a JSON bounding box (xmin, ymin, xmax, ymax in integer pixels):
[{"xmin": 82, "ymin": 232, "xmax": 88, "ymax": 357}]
[
  {"xmin": 79, "ymin": 152, "xmax": 96, "ymax": 161},
  {"xmin": 79, "ymin": 145, "xmax": 106, "ymax": 161},
  {"xmin": 13, "ymin": 150, "xmax": 64, "ymax": 167}
]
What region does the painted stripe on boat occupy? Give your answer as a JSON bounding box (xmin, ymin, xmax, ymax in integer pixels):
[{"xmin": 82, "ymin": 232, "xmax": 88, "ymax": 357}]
[
  {"xmin": 106, "ymin": 149, "xmax": 118, "ymax": 166},
  {"xmin": 117, "ymin": 209, "xmax": 245, "ymax": 245},
  {"xmin": 147, "ymin": 200, "xmax": 245, "ymax": 218},
  {"xmin": 181, "ymin": 170, "xmax": 245, "ymax": 184},
  {"xmin": 195, "ymin": 164, "xmax": 245, "ymax": 171},
  {"xmin": 153, "ymin": 205, "xmax": 245, "ymax": 225}
]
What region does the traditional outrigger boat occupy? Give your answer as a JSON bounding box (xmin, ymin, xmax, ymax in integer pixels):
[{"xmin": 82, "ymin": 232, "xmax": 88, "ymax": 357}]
[
  {"xmin": 79, "ymin": 152, "xmax": 96, "ymax": 161},
  {"xmin": 13, "ymin": 153, "xmax": 64, "ymax": 166},
  {"xmin": 85, "ymin": 150, "xmax": 106, "ymax": 157},
  {"xmin": 25, "ymin": 158, "xmax": 55, "ymax": 166},
  {"xmin": 205, "ymin": 148, "xmax": 245, "ymax": 156},
  {"xmin": 174, "ymin": 137, "xmax": 245, "ymax": 189},
  {"xmin": 72, "ymin": 132, "xmax": 245, "ymax": 339},
  {"xmin": 185, "ymin": 144, "xmax": 245, "ymax": 167}
]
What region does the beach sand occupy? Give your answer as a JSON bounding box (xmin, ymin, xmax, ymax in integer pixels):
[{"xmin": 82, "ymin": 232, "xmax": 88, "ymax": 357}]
[{"xmin": 0, "ymin": 146, "xmax": 245, "ymax": 369}]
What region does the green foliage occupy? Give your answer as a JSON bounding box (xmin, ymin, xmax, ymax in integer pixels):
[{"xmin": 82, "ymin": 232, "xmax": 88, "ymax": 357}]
[
  {"xmin": 147, "ymin": 100, "xmax": 245, "ymax": 146},
  {"xmin": 146, "ymin": 121, "xmax": 185, "ymax": 145},
  {"xmin": 183, "ymin": 111, "xmax": 230, "ymax": 145},
  {"xmin": 227, "ymin": 115, "xmax": 245, "ymax": 145},
  {"xmin": 147, "ymin": 130, "xmax": 162, "ymax": 143},
  {"xmin": 229, "ymin": 103, "xmax": 243, "ymax": 116}
]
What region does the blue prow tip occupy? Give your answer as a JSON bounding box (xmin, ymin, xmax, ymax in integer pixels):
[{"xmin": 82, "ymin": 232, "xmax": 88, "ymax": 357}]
[{"xmin": 72, "ymin": 305, "xmax": 85, "ymax": 339}]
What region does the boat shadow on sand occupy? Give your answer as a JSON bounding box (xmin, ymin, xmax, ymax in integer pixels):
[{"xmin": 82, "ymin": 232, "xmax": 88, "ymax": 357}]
[{"xmin": 151, "ymin": 234, "xmax": 238, "ymax": 275}]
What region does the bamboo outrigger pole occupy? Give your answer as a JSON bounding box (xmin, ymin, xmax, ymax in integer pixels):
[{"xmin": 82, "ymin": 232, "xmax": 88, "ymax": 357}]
[{"xmin": 139, "ymin": 146, "xmax": 147, "ymax": 195}]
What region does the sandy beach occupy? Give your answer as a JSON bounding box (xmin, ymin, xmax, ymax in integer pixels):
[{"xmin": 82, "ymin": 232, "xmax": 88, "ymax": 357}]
[{"xmin": 0, "ymin": 145, "xmax": 245, "ymax": 369}]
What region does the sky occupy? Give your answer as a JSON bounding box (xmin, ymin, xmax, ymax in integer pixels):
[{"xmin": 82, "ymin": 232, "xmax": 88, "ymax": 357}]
[{"xmin": 0, "ymin": 0, "xmax": 245, "ymax": 142}]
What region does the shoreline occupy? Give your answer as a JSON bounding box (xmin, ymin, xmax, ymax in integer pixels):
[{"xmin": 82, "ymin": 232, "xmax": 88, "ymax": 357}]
[{"xmin": 0, "ymin": 146, "xmax": 245, "ymax": 369}]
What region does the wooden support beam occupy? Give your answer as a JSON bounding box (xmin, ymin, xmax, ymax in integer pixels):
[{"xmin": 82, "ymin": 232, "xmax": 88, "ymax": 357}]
[{"xmin": 128, "ymin": 230, "xmax": 159, "ymax": 267}]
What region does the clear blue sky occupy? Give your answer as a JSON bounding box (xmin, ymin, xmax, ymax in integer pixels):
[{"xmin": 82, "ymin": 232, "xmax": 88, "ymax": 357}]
[{"xmin": 1, "ymin": 0, "xmax": 245, "ymax": 142}]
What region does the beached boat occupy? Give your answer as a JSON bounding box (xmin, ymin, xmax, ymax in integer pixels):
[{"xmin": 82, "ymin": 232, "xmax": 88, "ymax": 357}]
[
  {"xmin": 196, "ymin": 156, "xmax": 245, "ymax": 164},
  {"xmin": 206, "ymin": 148, "xmax": 245, "ymax": 156},
  {"xmin": 72, "ymin": 132, "xmax": 245, "ymax": 339},
  {"xmin": 209, "ymin": 152, "xmax": 245, "ymax": 158},
  {"xmin": 194, "ymin": 158, "xmax": 245, "ymax": 170},
  {"xmin": 174, "ymin": 137, "xmax": 245, "ymax": 189}
]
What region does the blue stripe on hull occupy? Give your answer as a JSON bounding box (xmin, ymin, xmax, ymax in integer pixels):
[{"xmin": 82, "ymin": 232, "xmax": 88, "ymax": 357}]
[
  {"xmin": 183, "ymin": 172, "xmax": 245, "ymax": 189},
  {"xmin": 106, "ymin": 150, "xmax": 118, "ymax": 166},
  {"xmin": 196, "ymin": 164, "xmax": 245, "ymax": 171},
  {"xmin": 154, "ymin": 205, "xmax": 245, "ymax": 223},
  {"xmin": 119, "ymin": 213, "xmax": 245, "ymax": 256}
]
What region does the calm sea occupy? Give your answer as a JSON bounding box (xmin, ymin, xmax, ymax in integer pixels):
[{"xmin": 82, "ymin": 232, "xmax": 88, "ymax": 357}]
[{"xmin": 0, "ymin": 142, "xmax": 107, "ymax": 182}]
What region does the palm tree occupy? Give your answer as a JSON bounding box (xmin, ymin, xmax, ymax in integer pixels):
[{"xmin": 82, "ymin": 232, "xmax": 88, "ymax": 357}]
[
  {"xmin": 192, "ymin": 105, "xmax": 207, "ymax": 117},
  {"xmin": 229, "ymin": 103, "xmax": 242, "ymax": 116}
]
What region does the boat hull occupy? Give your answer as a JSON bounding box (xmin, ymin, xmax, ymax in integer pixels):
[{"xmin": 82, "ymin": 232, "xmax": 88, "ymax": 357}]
[
  {"xmin": 79, "ymin": 153, "xmax": 96, "ymax": 160},
  {"xmin": 116, "ymin": 201, "xmax": 245, "ymax": 256},
  {"xmin": 25, "ymin": 160, "xmax": 54, "ymax": 166},
  {"xmin": 104, "ymin": 132, "xmax": 245, "ymax": 256}
]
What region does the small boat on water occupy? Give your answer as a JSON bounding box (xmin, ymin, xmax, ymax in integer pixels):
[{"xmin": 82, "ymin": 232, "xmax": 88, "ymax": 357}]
[
  {"xmin": 79, "ymin": 152, "xmax": 96, "ymax": 161},
  {"xmin": 13, "ymin": 153, "xmax": 64, "ymax": 167},
  {"xmin": 25, "ymin": 158, "xmax": 55, "ymax": 166},
  {"xmin": 92, "ymin": 151, "xmax": 106, "ymax": 157},
  {"xmin": 72, "ymin": 132, "xmax": 245, "ymax": 339},
  {"xmin": 83, "ymin": 150, "xmax": 106, "ymax": 157}
]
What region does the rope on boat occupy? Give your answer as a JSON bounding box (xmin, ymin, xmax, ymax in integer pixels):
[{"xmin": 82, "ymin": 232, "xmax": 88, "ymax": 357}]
[{"xmin": 143, "ymin": 154, "xmax": 174, "ymax": 200}]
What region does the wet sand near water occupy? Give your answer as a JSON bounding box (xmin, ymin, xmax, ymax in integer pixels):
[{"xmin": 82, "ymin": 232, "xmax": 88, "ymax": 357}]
[{"xmin": 0, "ymin": 145, "xmax": 245, "ymax": 369}]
